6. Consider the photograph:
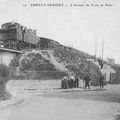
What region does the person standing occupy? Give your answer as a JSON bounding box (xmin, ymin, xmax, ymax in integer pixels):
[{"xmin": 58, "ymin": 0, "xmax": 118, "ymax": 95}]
[
  {"xmin": 69, "ymin": 73, "xmax": 75, "ymax": 88},
  {"xmin": 61, "ymin": 75, "xmax": 68, "ymax": 89},
  {"xmin": 99, "ymin": 74, "xmax": 104, "ymax": 88},
  {"xmin": 75, "ymin": 75, "xmax": 79, "ymax": 88},
  {"xmin": 83, "ymin": 74, "xmax": 91, "ymax": 89}
]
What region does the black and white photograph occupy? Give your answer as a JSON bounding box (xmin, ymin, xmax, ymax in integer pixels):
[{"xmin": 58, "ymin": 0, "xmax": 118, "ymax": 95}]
[{"xmin": 0, "ymin": 0, "xmax": 120, "ymax": 120}]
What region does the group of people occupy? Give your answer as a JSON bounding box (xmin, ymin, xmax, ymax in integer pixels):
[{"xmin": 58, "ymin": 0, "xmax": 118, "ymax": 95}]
[
  {"xmin": 61, "ymin": 73, "xmax": 79, "ymax": 89},
  {"xmin": 61, "ymin": 73, "xmax": 105, "ymax": 89}
]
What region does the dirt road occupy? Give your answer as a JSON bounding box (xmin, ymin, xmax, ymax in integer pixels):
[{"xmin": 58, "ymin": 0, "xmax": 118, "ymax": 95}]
[
  {"xmin": 0, "ymin": 95, "xmax": 120, "ymax": 120},
  {"xmin": 42, "ymin": 87, "xmax": 120, "ymax": 103},
  {"xmin": 0, "ymin": 81, "xmax": 120, "ymax": 120}
]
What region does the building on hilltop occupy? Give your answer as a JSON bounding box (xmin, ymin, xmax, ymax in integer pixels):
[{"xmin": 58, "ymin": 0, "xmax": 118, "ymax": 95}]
[
  {"xmin": 0, "ymin": 21, "xmax": 61, "ymax": 51},
  {"xmin": 107, "ymin": 58, "xmax": 115, "ymax": 64},
  {"xmin": 0, "ymin": 21, "xmax": 40, "ymax": 50}
]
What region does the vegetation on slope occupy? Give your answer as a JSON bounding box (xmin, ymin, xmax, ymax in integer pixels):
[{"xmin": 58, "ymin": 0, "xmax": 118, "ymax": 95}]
[
  {"xmin": 0, "ymin": 64, "xmax": 11, "ymax": 100},
  {"xmin": 52, "ymin": 45, "xmax": 102, "ymax": 85},
  {"xmin": 9, "ymin": 50, "xmax": 67, "ymax": 80},
  {"xmin": 9, "ymin": 39, "xmax": 102, "ymax": 85}
]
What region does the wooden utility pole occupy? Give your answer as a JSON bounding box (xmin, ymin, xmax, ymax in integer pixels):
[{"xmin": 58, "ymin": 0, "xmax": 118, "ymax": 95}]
[
  {"xmin": 102, "ymin": 39, "xmax": 104, "ymax": 60},
  {"xmin": 95, "ymin": 37, "xmax": 97, "ymax": 61}
]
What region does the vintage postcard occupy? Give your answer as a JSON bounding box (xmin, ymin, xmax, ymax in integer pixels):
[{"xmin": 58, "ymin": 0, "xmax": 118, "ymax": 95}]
[{"xmin": 0, "ymin": 0, "xmax": 120, "ymax": 120}]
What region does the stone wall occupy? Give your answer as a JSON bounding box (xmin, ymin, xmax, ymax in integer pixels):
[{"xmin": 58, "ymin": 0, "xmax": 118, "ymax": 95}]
[{"xmin": 0, "ymin": 51, "xmax": 16, "ymax": 66}]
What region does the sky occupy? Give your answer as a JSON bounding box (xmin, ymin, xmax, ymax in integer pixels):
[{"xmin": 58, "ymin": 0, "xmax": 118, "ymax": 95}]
[{"xmin": 0, "ymin": 0, "xmax": 120, "ymax": 63}]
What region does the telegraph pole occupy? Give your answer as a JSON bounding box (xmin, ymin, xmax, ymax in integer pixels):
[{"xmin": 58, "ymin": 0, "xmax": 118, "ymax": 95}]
[
  {"xmin": 102, "ymin": 39, "xmax": 104, "ymax": 60},
  {"xmin": 95, "ymin": 37, "xmax": 97, "ymax": 61}
]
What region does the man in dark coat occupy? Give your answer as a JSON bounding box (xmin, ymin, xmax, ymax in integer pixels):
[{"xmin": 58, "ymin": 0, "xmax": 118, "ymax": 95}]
[
  {"xmin": 83, "ymin": 74, "xmax": 91, "ymax": 89},
  {"xmin": 75, "ymin": 75, "xmax": 79, "ymax": 88},
  {"xmin": 99, "ymin": 74, "xmax": 104, "ymax": 88},
  {"xmin": 69, "ymin": 73, "xmax": 75, "ymax": 88}
]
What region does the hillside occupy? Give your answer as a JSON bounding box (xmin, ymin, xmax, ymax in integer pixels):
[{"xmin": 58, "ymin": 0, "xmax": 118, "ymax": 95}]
[
  {"xmin": 9, "ymin": 39, "xmax": 102, "ymax": 85},
  {"xmin": 51, "ymin": 44, "xmax": 102, "ymax": 85},
  {"xmin": 9, "ymin": 50, "xmax": 68, "ymax": 80}
]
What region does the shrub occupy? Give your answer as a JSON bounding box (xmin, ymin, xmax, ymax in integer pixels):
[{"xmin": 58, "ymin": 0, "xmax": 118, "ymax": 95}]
[{"xmin": 0, "ymin": 64, "xmax": 9, "ymax": 87}]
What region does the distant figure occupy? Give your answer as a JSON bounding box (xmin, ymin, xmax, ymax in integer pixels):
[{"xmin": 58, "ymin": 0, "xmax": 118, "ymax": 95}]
[
  {"xmin": 67, "ymin": 77, "xmax": 71, "ymax": 88},
  {"xmin": 83, "ymin": 74, "xmax": 91, "ymax": 89},
  {"xmin": 99, "ymin": 74, "xmax": 104, "ymax": 88},
  {"xmin": 75, "ymin": 75, "xmax": 79, "ymax": 88},
  {"xmin": 69, "ymin": 73, "xmax": 75, "ymax": 88},
  {"xmin": 61, "ymin": 76, "xmax": 68, "ymax": 89}
]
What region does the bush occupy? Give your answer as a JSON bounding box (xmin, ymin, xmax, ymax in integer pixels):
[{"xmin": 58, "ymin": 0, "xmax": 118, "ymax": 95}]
[{"xmin": 0, "ymin": 64, "xmax": 9, "ymax": 87}]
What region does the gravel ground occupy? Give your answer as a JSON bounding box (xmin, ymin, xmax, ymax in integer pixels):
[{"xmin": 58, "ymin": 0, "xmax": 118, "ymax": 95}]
[
  {"xmin": 42, "ymin": 87, "xmax": 120, "ymax": 103},
  {"xmin": 0, "ymin": 80, "xmax": 120, "ymax": 120},
  {"xmin": 0, "ymin": 95, "xmax": 120, "ymax": 120}
]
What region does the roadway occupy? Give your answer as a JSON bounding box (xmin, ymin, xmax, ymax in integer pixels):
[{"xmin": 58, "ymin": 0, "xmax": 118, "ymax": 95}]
[
  {"xmin": 1, "ymin": 82, "xmax": 120, "ymax": 120},
  {"xmin": 42, "ymin": 85, "xmax": 120, "ymax": 103}
]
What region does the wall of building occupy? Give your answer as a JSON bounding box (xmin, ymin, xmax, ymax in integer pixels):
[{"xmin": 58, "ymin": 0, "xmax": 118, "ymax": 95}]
[
  {"xmin": 101, "ymin": 64, "xmax": 116, "ymax": 82},
  {"xmin": 24, "ymin": 30, "xmax": 39, "ymax": 45},
  {"xmin": 0, "ymin": 29, "xmax": 17, "ymax": 41},
  {"xmin": 107, "ymin": 58, "xmax": 115, "ymax": 64},
  {"xmin": 2, "ymin": 22, "xmax": 16, "ymax": 30},
  {"xmin": 0, "ymin": 50, "xmax": 18, "ymax": 66},
  {"xmin": 16, "ymin": 25, "xmax": 23, "ymax": 41}
]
